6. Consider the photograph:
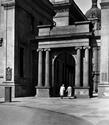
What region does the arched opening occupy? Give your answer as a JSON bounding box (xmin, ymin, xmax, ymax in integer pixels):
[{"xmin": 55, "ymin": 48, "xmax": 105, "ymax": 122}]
[{"xmin": 51, "ymin": 52, "xmax": 75, "ymax": 97}]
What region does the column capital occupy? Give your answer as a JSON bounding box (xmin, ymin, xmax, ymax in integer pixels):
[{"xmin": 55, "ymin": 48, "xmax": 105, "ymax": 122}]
[
  {"xmin": 37, "ymin": 48, "xmax": 43, "ymax": 52},
  {"xmin": 1, "ymin": 0, "xmax": 15, "ymax": 8},
  {"xmin": 83, "ymin": 46, "xmax": 91, "ymax": 50},
  {"xmin": 75, "ymin": 47, "xmax": 82, "ymax": 50},
  {"xmin": 44, "ymin": 48, "xmax": 51, "ymax": 52}
]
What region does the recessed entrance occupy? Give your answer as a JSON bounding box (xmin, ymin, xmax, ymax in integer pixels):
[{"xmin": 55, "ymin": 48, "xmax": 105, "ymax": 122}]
[{"xmin": 51, "ymin": 52, "xmax": 75, "ymax": 97}]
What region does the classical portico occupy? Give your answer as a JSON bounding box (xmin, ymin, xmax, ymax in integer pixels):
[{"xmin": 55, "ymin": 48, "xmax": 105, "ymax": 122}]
[{"xmin": 36, "ymin": 20, "xmax": 93, "ymax": 97}]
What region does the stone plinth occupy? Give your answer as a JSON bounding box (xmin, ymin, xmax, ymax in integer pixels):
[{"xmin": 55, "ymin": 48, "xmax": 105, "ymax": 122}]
[
  {"xmin": 74, "ymin": 87, "xmax": 90, "ymax": 98},
  {"xmin": 98, "ymin": 84, "xmax": 109, "ymax": 97},
  {"xmin": 36, "ymin": 87, "xmax": 50, "ymax": 97}
]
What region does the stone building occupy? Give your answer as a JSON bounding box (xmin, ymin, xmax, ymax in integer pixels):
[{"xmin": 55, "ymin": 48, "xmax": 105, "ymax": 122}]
[
  {"xmin": 0, "ymin": 0, "xmax": 109, "ymax": 98},
  {"xmin": 36, "ymin": 0, "xmax": 100, "ymax": 97},
  {"xmin": 0, "ymin": 0, "xmax": 55, "ymax": 97}
]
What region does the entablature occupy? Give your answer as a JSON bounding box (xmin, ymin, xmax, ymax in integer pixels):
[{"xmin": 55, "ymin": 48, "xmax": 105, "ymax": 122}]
[
  {"xmin": 36, "ymin": 32, "xmax": 93, "ymax": 42},
  {"xmin": 38, "ymin": 38, "xmax": 90, "ymax": 49}
]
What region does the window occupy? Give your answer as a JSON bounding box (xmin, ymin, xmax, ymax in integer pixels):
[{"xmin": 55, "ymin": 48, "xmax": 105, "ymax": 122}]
[{"xmin": 20, "ymin": 47, "xmax": 24, "ymax": 77}]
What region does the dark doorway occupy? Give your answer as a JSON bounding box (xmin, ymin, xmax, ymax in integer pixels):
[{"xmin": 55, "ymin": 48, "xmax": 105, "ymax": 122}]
[{"xmin": 51, "ymin": 52, "xmax": 75, "ymax": 97}]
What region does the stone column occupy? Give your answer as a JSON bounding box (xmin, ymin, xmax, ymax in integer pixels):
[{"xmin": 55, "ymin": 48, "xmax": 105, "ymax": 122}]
[
  {"xmin": 45, "ymin": 48, "xmax": 50, "ymax": 88},
  {"xmin": 37, "ymin": 49, "xmax": 43, "ymax": 87},
  {"xmin": 75, "ymin": 47, "xmax": 81, "ymax": 87},
  {"xmin": 52, "ymin": 55, "xmax": 57, "ymax": 96},
  {"xmin": 83, "ymin": 47, "xmax": 90, "ymax": 87},
  {"xmin": 93, "ymin": 47, "xmax": 98, "ymax": 93}
]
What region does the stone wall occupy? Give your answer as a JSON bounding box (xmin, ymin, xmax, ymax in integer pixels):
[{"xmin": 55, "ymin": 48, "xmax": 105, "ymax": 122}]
[
  {"xmin": 0, "ymin": 0, "xmax": 54, "ymax": 97},
  {"xmin": 14, "ymin": 0, "xmax": 54, "ymax": 97}
]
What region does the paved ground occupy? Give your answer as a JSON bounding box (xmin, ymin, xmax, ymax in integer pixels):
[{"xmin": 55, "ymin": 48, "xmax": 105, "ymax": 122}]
[{"xmin": 0, "ymin": 97, "xmax": 109, "ymax": 125}]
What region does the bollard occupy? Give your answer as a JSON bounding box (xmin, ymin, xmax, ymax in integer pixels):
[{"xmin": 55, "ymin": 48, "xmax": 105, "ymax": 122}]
[{"xmin": 5, "ymin": 87, "xmax": 12, "ymax": 102}]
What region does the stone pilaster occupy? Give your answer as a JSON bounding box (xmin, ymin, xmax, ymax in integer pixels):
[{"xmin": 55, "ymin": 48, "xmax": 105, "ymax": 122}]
[
  {"xmin": 44, "ymin": 48, "xmax": 50, "ymax": 88},
  {"xmin": 1, "ymin": 0, "xmax": 15, "ymax": 98},
  {"xmin": 93, "ymin": 47, "xmax": 98, "ymax": 93},
  {"xmin": 99, "ymin": 0, "xmax": 109, "ymax": 97}
]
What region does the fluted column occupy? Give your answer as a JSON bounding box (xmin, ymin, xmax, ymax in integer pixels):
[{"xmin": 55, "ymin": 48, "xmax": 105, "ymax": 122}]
[
  {"xmin": 45, "ymin": 48, "xmax": 50, "ymax": 87},
  {"xmin": 37, "ymin": 49, "xmax": 43, "ymax": 87},
  {"xmin": 83, "ymin": 47, "xmax": 90, "ymax": 87},
  {"xmin": 75, "ymin": 47, "xmax": 81, "ymax": 87}
]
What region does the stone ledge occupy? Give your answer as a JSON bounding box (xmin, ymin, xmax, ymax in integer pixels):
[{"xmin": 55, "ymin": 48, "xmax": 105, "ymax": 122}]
[
  {"xmin": 2, "ymin": 81, "xmax": 15, "ymax": 86},
  {"xmin": 35, "ymin": 86, "xmax": 50, "ymax": 89}
]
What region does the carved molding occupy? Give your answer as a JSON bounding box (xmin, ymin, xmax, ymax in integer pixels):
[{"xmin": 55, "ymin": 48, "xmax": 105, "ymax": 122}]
[
  {"xmin": 37, "ymin": 48, "xmax": 43, "ymax": 52},
  {"xmin": 44, "ymin": 48, "xmax": 51, "ymax": 52},
  {"xmin": 83, "ymin": 46, "xmax": 91, "ymax": 50},
  {"xmin": 75, "ymin": 47, "xmax": 82, "ymax": 50}
]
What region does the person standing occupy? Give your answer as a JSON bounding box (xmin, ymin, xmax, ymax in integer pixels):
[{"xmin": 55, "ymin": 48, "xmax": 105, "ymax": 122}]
[
  {"xmin": 66, "ymin": 86, "xmax": 72, "ymax": 99},
  {"xmin": 59, "ymin": 84, "xmax": 65, "ymax": 99}
]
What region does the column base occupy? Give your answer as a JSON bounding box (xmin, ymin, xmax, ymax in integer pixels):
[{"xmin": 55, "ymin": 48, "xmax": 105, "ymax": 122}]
[
  {"xmin": 74, "ymin": 87, "xmax": 90, "ymax": 98},
  {"xmin": 98, "ymin": 84, "xmax": 109, "ymax": 98},
  {"xmin": 35, "ymin": 87, "xmax": 50, "ymax": 97}
]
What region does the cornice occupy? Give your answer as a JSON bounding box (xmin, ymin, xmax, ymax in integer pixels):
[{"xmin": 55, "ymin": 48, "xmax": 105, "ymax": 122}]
[
  {"xmin": 36, "ymin": 32, "xmax": 93, "ymax": 42},
  {"xmin": 37, "ymin": 25, "xmax": 53, "ymax": 29}
]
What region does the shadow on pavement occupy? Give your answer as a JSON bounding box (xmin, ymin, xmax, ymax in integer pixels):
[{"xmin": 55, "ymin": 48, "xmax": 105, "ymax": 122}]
[
  {"xmin": 22, "ymin": 106, "xmax": 93, "ymax": 125},
  {"xmin": 0, "ymin": 104, "xmax": 94, "ymax": 125}
]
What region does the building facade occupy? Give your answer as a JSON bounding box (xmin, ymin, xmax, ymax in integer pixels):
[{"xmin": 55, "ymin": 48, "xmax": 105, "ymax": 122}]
[
  {"xmin": 0, "ymin": 0, "xmax": 109, "ymax": 98},
  {"xmin": 36, "ymin": 0, "xmax": 100, "ymax": 97},
  {"xmin": 0, "ymin": 0, "xmax": 55, "ymax": 97}
]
